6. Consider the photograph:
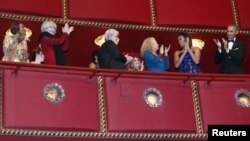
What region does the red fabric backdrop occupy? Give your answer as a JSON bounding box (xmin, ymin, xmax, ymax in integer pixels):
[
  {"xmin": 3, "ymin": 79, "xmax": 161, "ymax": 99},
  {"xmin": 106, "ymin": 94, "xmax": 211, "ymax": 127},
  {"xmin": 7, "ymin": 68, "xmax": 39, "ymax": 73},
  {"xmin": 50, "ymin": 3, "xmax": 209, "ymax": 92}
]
[{"xmin": 0, "ymin": 18, "xmax": 250, "ymax": 73}]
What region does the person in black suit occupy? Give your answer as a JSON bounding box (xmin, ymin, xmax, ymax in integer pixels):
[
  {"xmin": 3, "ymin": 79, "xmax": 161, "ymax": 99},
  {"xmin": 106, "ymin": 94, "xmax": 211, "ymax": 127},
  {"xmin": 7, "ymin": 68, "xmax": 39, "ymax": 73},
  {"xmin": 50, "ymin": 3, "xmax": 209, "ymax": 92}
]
[
  {"xmin": 213, "ymin": 24, "xmax": 246, "ymax": 74},
  {"xmin": 97, "ymin": 29, "xmax": 133, "ymax": 69}
]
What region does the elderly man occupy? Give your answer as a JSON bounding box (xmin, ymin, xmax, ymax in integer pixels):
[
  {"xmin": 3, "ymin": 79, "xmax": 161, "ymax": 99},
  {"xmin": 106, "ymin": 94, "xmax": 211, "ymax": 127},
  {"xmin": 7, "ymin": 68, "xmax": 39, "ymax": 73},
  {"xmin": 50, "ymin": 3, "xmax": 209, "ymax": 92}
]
[
  {"xmin": 39, "ymin": 21, "xmax": 74, "ymax": 65},
  {"xmin": 97, "ymin": 29, "xmax": 133, "ymax": 69}
]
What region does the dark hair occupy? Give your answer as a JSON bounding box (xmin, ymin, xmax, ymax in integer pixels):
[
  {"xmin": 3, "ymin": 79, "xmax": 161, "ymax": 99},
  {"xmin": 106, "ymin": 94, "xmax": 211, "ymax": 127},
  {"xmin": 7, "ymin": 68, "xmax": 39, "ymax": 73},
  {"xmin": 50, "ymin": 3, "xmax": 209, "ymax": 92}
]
[
  {"xmin": 10, "ymin": 22, "xmax": 20, "ymax": 35},
  {"xmin": 178, "ymin": 32, "xmax": 192, "ymax": 47}
]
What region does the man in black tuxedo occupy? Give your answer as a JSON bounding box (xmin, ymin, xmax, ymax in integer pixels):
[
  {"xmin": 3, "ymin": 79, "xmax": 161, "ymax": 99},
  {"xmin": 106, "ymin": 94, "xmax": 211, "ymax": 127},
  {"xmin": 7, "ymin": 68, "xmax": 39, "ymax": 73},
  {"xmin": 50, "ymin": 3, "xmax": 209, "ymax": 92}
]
[
  {"xmin": 213, "ymin": 24, "xmax": 246, "ymax": 74},
  {"xmin": 97, "ymin": 29, "xmax": 133, "ymax": 70}
]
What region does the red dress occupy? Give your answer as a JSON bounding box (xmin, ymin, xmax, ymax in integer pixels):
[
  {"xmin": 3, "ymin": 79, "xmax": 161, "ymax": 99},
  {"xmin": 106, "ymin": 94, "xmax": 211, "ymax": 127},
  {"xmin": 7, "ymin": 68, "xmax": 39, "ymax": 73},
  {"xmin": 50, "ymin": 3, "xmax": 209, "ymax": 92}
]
[{"xmin": 40, "ymin": 32, "xmax": 69, "ymax": 65}]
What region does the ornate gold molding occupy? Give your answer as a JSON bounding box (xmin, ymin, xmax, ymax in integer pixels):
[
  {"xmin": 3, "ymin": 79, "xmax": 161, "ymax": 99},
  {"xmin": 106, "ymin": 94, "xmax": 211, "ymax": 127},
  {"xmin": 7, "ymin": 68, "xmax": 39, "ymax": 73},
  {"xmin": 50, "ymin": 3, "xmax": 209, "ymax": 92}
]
[
  {"xmin": 0, "ymin": 69, "xmax": 2, "ymax": 130},
  {"xmin": 191, "ymin": 80, "xmax": 203, "ymax": 133},
  {"xmin": 1, "ymin": 10, "xmax": 250, "ymax": 35},
  {"xmin": 62, "ymin": 0, "xmax": 68, "ymax": 20},
  {"xmin": 0, "ymin": 12, "xmax": 229, "ymax": 34},
  {"xmin": 231, "ymin": 0, "xmax": 239, "ymax": 27},
  {"xmin": 149, "ymin": 0, "xmax": 156, "ymax": 26},
  {"xmin": 97, "ymin": 76, "xmax": 107, "ymax": 132},
  {"xmin": 1, "ymin": 128, "xmax": 207, "ymax": 139}
]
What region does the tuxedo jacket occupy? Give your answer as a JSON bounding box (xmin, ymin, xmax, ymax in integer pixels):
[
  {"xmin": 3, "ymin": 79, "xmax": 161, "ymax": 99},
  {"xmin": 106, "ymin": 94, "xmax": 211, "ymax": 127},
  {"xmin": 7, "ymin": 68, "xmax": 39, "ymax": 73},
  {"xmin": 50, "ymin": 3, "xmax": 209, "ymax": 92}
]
[
  {"xmin": 214, "ymin": 39, "xmax": 246, "ymax": 74},
  {"xmin": 97, "ymin": 40, "xmax": 127, "ymax": 70}
]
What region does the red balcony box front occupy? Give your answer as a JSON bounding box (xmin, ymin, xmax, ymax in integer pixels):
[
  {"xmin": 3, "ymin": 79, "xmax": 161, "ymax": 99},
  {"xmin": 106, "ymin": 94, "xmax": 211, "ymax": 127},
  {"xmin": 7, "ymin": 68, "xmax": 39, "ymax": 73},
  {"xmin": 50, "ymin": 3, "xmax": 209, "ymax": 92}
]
[
  {"xmin": 198, "ymin": 81, "xmax": 250, "ymax": 132},
  {"xmin": 104, "ymin": 77, "xmax": 197, "ymax": 132},
  {"xmin": 2, "ymin": 67, "xmax": 100, "ymax": 131}
]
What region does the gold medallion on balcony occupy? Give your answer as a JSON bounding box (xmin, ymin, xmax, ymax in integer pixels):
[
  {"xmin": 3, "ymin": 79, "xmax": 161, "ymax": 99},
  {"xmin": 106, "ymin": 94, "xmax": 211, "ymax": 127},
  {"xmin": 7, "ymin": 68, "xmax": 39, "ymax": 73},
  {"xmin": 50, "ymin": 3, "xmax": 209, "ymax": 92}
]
[
  {"xmin": 43, "ymin": 83, "xmax": 65, "ymax": 103},
  {"xmin": 143, "ymin": 88, "xmax": 162, "ymax": 107},
  {"xmin": 235, "ymin": 89, "xmax": 250, "ymax": 107}
]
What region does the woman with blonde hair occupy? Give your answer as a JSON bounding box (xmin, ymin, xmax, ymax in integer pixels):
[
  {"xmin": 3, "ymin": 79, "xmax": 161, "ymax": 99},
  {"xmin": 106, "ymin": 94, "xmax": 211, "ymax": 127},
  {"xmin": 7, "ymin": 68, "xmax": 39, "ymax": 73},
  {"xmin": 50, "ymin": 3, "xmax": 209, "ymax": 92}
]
[{"xmin": 141, "ymin": 37, "xmax": 170, "ymax": 72}]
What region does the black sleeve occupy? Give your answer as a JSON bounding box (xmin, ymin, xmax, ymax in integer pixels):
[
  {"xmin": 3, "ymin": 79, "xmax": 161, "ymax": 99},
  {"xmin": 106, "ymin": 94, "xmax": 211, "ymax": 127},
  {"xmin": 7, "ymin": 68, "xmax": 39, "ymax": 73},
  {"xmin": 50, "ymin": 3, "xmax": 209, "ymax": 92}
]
[
  {"xmin": 104, "ymin": 40, "xmax": 127, "ymax": 64},
  {"xmin": 214, "ymin": 49, "xmax": 223, "ymax": 64}
]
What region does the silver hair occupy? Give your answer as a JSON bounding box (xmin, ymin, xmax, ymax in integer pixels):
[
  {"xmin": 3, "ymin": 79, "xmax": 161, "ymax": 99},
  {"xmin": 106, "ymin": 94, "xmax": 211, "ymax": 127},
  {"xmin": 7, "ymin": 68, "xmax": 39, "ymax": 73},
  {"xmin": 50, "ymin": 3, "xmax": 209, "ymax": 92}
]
[
  {"xmin": 104, "ymin": 29, "xmax": 119, "ymax": 41},
  {"xmin": 41, "ymin": 21, "xmax": 57, "ymax": 32}
]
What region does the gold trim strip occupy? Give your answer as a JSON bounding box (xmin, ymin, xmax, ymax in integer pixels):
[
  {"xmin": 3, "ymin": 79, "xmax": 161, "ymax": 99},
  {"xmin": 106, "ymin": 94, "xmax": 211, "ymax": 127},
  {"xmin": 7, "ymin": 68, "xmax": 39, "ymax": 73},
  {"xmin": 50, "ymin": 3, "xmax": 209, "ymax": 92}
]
[
  {"xmin": 97, "ymin": 76, "xmax": 107, "ymax": 132},
  {"xmin": 231, "ymin": 0, "xmax": 239, "ymax": 27},
  {"xmin": 2, "ymin": 12, "xmax": 250, "ymax": 34},
  {"xmin": 0, "ymin": 69, "xmax": 2, "ymax": 130},
  {"xmin": 149, "ymin": 0, "xmax": 156, "ymax": 26},
  {"xmin": 191, "ymin": 80, "xmax": 203, "ymax": 133},
  {"xmin": 62, "ymin": 0, "xmax": 68, "ymax": 20},
  {"xmin": 1, "ymin": 128, "xmax": 207, "ymax": 139}
]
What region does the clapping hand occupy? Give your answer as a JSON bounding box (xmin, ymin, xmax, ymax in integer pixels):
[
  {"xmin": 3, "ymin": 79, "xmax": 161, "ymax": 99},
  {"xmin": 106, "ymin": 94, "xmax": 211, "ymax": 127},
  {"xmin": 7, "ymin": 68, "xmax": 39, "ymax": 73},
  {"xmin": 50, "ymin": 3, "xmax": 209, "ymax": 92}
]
[
  {"xmin": 140, "ymin": 61, "xmax": 144, "ymax": 71},
  {"xmin": 125, "ymin": 54, "xmax": 133, "ymax": 63},
  {"xmin": 222, "ymin": 38, "xmax": 228, "ymax": 50},
  {"xmin": 62, "ymin": 23, "xmax": 74, "ymax": 35},
  {"xmin": 213, "ymin": 39, "xmax": 222, "ymax": 48},
  {"xmin": 160, "ymin": 45, "xmax": 164, "ymax": 54},
  {"xmin": 165, "ymin": 44, "xmax": 171, "ymax": 56}
]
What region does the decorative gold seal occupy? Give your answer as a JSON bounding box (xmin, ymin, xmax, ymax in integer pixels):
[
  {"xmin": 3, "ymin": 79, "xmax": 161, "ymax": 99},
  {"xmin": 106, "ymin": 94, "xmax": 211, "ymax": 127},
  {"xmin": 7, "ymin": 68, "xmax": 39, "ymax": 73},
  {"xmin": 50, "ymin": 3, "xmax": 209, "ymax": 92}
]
[
  {"xmin": 44, "ymin": 83, "xmax": 65, "ymax": 103},
  {"xmin": 235, "ymin": 89, "xmax": 250, "ymax": 107},
  {"xmin": 143, "ymin": 88, "xmax": 162, "ymax": 107}
]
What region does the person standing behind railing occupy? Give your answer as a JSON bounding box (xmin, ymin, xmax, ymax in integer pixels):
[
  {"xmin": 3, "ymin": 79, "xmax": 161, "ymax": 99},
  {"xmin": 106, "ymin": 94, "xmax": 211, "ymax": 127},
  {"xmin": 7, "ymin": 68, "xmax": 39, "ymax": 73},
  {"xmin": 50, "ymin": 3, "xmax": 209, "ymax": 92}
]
[
  {"xmin": 97, "ymin": 29, "xmax": 133, "ymax": 70},
  {"xmin": 174, "ymin": 32, "xmax": 201, "ymax": 73},
  {"xmin": 141, "ymin": 37, "xmax": 170, "ymax": 72},
  {"xmin": 39, "ymin": 21, "xmax": 74, "ymax": 65},
  {"xmin": 2, "ymin": 22, "xmax": 30, "ymax": 62},
  {"xmin": 213, "ymin": 24, "xmax": 246, "ymax": 74}
]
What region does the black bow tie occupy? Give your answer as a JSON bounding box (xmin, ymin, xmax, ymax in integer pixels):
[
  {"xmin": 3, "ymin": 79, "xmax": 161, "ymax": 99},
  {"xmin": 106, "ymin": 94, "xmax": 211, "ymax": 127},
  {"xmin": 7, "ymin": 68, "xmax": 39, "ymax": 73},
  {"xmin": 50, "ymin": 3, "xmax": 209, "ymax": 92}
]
[{"xmin": 228, "ymin": 39, "xmax": 234, "ymax": 43}]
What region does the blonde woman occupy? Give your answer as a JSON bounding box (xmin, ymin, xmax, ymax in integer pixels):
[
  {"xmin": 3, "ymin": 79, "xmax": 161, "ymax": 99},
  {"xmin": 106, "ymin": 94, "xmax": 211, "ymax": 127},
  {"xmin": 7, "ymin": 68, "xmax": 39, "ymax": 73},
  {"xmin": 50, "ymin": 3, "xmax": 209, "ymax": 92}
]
[{"xmin": 141, "ymin": 37, "xmax": 170, "ymax": 72}]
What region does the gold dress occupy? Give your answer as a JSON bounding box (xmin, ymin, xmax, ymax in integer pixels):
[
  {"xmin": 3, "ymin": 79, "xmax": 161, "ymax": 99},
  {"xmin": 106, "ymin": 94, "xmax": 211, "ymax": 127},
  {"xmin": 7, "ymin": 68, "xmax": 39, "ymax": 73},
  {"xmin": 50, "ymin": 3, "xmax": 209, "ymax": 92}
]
[{"xmin": 2, "ymin": 27, "xmax": 31, "ymax": 62}]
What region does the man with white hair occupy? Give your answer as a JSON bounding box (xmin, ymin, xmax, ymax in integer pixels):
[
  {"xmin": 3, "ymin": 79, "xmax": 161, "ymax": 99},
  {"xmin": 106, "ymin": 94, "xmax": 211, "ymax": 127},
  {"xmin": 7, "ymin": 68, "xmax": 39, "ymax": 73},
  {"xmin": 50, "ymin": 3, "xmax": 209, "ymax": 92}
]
[
  {"xmin": 39, "ymin": 21, "xmax": 74, "ymax": 65},
  {"xmin": 97, "ymin": 29, "xmax": 133, "ymax": 69}
]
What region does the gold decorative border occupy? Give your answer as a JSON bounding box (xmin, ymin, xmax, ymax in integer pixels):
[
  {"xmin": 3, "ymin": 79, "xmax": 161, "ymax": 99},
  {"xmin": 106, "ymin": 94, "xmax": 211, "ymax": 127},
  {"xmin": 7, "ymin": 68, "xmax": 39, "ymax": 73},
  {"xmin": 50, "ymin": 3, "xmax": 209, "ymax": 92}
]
[
  {"xmin": 231, "ymin": 0, "xmax": 239, "ymax": 27},
  {"xmin": 149, "ymin": 0, "xmax": 156, "ymax": 26},
  {"xmin": 62, "ymin": 0, "xmax": 68, "ymax": 20},
  {"xmin": 0, "ymin": 69, "xmax": 2, "ymax": 130},
  {"xmin": 97, "ymin": 76, "xmax": 107, "ymax": 133},
  {"xmin": 1, "ymin": 12, "xmax": 250, "ymax": 34},
  {"xmin": 1, "ymin": 128, "xmax": 207, "ymax": 139},
  {"xmin": 191, "ymin": 80, "xmax": 203, "ymax": 133}
]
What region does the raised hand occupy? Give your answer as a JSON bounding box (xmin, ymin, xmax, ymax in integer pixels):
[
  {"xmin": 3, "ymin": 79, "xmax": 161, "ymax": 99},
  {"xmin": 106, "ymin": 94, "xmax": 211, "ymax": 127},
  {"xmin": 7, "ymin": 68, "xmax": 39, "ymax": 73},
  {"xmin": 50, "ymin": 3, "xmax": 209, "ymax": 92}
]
[
  {"xmin": 165, "ymin": 44, "xmax": 171, "ymax": 56},
  {"xmin": 140, "ymin": 61, "xmax": 144, "ymax": 71},
  {"xmin": 62, "ymin": 23, "xmax": 74, "ymax": 35},
  {"xmin": 222, "ymin": 38, "xmax": 228, "ymax": 50},
  {"xmin": 125, "ymin": 54, "xmax": 133, "ymax": 62},
  {"xmin": 213, "ymin": 39, "xmax": 222, "ymax": 48},
  {"xmin": 159, "ymin": 45, "xmax": 164, "ymax": 54}
]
